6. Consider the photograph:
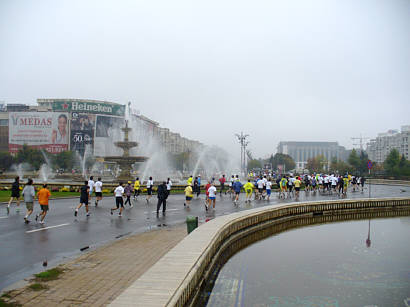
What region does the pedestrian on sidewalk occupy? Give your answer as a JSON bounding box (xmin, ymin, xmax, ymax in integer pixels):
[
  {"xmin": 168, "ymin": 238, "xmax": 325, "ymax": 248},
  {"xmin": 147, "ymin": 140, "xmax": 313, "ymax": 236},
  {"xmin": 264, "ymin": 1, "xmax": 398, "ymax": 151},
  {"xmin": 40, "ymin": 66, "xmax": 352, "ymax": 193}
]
[
  {"xmin": 7, "ymin": 176, "xmax": 21, "ymax": 214},
  {"xmin": 156, "ymin": 181, "xmax": 168, "ymax": 214},
  {"xmin": 111, "ymin": 182, "xmax": 125, "ymax": 217},
  {"xmin": 75, "ymin": 181, "xmax": 90, "ymax": 217},
  {"xmin": 184, "ymin": 183, "xmax": 193, "ymax": 208},
  {"xmin": 133, "ymin": 177, "xmax": 140, "ymax": 200},
  {"xmin": 124, "ymin": 181, "xmax": 133, "ymax": 207},
  {"xmin": 146, "ymin": 177, "xmax": 153, "ymax": 203},
  {"xmin": 22, "ymin": 178, "xmax": 35, "ymax": 224},
  {"xmin": 36, "ymin": 184, "xmax": 51, "ymax": 224},
  {"xmin": 94, "ymin": 177, "xmax": 103, "ymax": 207}
]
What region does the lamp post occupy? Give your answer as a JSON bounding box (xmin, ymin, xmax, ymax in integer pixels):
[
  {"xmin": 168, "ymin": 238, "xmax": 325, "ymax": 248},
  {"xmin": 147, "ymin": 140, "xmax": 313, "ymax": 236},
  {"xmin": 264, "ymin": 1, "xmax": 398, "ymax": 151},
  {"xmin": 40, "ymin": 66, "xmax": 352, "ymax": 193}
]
[{"xmin": 235, "ymin": 132, "xmax": 249, "ymax": 176}]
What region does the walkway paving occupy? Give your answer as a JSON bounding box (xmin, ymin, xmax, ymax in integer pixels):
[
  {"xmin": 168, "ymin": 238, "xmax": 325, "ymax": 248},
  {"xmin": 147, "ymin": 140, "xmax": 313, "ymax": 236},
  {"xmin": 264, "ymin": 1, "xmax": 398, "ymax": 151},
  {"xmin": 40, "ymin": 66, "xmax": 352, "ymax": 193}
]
[{"xmin": 3, "ymin": 224, "xmax": 187, "ymax": 306}]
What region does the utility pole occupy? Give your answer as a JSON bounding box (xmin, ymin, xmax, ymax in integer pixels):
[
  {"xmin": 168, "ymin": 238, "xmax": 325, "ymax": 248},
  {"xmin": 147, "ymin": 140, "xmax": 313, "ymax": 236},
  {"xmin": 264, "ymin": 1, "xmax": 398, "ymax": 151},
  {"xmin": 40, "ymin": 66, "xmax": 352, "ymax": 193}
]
[
  {"xmin": 235, "ymin": 132, "xmax": 249, "ymax": 176},
  {"xmin": 351, "ymin": 134, "xmax": 370, "ymax": 152}
]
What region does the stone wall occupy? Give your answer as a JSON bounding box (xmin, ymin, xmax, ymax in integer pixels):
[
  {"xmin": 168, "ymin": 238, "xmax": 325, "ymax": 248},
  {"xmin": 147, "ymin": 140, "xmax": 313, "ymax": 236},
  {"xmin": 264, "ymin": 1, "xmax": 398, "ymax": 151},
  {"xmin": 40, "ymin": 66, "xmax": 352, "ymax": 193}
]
[{"xmin": 109, "ymin": 197, "xmax": 410, "ymax": 307}]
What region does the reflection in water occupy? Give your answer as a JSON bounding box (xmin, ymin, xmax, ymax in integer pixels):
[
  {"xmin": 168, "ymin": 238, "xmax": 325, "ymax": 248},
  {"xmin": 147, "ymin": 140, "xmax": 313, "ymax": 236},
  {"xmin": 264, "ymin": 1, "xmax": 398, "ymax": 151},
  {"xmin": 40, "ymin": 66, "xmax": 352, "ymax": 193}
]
[{"xmin": 195, "ymin": 209, "xmax": 410, "ymax": 307}]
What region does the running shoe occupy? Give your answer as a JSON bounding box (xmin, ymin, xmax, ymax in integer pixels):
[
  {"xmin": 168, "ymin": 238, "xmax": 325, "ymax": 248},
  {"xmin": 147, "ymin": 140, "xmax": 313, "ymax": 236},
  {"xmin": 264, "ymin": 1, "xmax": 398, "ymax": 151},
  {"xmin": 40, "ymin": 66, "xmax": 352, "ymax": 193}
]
[
  {"xmin": 74, "ymin": 210, "xmax": 78, "ymax": 217},
  {"xmin": 95, "ymin": 202, "xmax": 98, "ymax": 207},
  {"xmin": 86, "ymin": 212, "xmax": 90, "ymax": 217},
  {"xmin": 39, "ymin": 221, "xmax": 44, "ymax": 224},
  {"xmin": 118, "ymin": 213, "xmax": 122, "ymax": 217},
  {"xmin": 110, "ymin": 209, "xmax": 113, "ymax": 215},
  {"xmin": 7, "ymin": 206, "xmax": 9, "ymax": 214},
  {"xmin": 130, "ymin": 204, "xmax": 133, "ymax": 208},
  {"xmin": 35, "ymin": 214, "xmax": 39, "ymax": 222},
  {"xmin": 24, "ymin": 217, "xmax": 29, "ymax": 224}
]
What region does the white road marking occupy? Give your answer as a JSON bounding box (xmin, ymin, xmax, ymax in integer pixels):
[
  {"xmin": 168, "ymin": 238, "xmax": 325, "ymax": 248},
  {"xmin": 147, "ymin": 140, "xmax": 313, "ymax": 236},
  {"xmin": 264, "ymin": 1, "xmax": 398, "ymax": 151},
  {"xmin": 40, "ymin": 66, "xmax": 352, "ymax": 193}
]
[
  {"xmin": 26, "ymin": 223, "xmax": 70, "ymax": 233},
  {"xmin": 0, "ymin": 216, "xmax": 8, "ymax": 219}
]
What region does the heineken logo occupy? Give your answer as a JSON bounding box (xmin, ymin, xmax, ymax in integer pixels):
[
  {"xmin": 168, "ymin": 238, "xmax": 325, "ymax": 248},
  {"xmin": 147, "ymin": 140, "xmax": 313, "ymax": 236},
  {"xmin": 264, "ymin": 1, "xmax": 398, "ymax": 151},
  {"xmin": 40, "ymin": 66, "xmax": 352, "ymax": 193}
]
[
  {"xmin": 72, "ymin": 101, "xmax": 112, "ymax": 113},
  {"xmin": 52, "ymin": 100, "xmax": 125, "ymax": 116}
]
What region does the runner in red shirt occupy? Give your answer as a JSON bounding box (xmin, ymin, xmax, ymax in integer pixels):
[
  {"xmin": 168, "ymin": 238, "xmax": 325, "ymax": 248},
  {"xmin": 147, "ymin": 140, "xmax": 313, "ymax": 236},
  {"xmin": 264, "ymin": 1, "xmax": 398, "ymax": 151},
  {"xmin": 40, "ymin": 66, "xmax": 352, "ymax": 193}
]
[
  {"xmin": 205, "ymin": 181, "xmax": 211, "ymax": 209},
  {"xmin": 219, "ymin": 175, "xmax": 226, "ymax": 195}
]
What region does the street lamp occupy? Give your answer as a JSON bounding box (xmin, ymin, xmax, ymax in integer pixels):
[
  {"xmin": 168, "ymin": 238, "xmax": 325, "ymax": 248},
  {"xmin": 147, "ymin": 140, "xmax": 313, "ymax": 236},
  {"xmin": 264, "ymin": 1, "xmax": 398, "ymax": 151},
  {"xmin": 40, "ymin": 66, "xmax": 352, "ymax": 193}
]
[{"xmin": 235, "ymin": 132, "xmax": 249, "ymax": 176}]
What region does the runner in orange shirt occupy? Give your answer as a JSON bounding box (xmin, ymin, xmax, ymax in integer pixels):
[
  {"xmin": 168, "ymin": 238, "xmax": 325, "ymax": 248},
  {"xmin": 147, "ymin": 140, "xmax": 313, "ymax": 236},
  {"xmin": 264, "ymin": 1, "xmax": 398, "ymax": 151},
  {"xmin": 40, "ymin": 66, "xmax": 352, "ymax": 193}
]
[{"xmin": 36, "ymin": 184, "xmax": 51, "ymax": 224}]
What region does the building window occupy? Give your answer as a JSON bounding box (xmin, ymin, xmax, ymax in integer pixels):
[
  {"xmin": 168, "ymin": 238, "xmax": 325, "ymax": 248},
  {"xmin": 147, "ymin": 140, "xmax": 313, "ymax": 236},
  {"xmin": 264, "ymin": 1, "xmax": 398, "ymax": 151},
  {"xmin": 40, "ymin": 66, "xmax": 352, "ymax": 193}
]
[{"xmin": 0, "ymin": 119, "xmax": 8, "ymax": 126}]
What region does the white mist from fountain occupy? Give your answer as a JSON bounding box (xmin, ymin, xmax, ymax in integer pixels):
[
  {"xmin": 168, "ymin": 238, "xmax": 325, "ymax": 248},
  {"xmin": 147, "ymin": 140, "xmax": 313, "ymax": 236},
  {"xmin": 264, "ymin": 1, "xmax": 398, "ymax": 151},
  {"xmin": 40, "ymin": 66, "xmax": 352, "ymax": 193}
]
[
  {"xmin": 10, "ymin": 163, "xmax": 32, "ymax": 180},
  {"xmin": 75, "ymin": 144, "xmax": 93, "ymax": 179},
  {"xmin": 39, "ymin": 149, "xmax": 54, "ymax": 182}
]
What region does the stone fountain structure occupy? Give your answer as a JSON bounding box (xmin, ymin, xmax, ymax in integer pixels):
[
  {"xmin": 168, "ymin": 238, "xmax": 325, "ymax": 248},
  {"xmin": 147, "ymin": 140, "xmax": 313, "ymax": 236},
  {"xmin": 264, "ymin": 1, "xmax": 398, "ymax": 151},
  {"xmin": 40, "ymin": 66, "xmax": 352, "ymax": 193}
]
[{"xmin": 104, "ymin": 120, "xmax": 148, "ymax": 180}]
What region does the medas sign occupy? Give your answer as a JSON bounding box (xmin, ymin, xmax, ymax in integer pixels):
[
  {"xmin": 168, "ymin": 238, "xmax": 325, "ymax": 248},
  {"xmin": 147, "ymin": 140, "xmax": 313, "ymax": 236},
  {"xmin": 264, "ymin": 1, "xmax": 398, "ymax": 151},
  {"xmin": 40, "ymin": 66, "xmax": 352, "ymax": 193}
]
[{"xmin": 52, "ymin": 100, "xmax": 125, "ymax": 117}]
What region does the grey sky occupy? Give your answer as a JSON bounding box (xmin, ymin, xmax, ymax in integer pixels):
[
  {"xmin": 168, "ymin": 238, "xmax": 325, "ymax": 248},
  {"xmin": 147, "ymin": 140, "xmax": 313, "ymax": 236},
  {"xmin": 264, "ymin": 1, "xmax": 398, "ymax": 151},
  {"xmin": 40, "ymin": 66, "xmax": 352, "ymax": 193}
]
[{"xmin": 1, "ymin": 0, "xmax": 409, "ymax": 157}]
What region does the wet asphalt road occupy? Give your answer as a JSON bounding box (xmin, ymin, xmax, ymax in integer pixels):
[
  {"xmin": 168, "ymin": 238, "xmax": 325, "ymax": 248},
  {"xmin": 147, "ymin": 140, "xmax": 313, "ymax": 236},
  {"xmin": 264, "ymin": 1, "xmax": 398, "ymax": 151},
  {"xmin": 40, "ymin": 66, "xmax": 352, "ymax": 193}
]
[{"xmin": 1, "ymin": 184, "xmax": 409, "ymax": 291}]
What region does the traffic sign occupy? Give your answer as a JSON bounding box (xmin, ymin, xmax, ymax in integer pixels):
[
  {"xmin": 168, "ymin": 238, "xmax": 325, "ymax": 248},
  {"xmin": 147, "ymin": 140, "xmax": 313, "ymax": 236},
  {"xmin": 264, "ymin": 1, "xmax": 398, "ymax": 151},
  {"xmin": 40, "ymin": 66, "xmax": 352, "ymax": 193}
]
[{"xmin": 367, "ymin": 160, "xmax": 373, "ymax": 169}]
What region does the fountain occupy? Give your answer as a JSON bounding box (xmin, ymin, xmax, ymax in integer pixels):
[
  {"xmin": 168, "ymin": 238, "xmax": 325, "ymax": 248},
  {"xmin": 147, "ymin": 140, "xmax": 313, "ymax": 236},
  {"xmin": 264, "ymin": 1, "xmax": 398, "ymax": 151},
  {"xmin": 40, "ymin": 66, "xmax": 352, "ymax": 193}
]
[{"xmin": 104, "ymin": 120, "xmax": 148, "ymax": 180}]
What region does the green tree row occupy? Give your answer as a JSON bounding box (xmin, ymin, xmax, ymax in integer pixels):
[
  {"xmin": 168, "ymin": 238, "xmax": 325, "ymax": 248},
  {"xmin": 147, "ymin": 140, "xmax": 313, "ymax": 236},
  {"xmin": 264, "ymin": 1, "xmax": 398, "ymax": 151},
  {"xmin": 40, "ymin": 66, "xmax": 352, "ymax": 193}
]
[{"xmin": 0, "ymin": 145, "xmax": 76, "ymax": 172}]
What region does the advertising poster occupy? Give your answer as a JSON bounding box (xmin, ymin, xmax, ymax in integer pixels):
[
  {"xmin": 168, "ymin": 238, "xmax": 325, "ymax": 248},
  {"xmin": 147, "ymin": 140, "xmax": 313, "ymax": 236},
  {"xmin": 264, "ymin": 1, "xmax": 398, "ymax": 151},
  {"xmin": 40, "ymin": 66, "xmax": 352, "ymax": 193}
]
[
  {"xmin": 94, "ymin": 115, "xmax": 124, "ymax": 156},
  {"xmin": 9, "ymin": 112, "xmax": 69, "ymax": 154},
  {"xmin": 70, "ymin": 112, "xmax": 96, "ymax": 156}
]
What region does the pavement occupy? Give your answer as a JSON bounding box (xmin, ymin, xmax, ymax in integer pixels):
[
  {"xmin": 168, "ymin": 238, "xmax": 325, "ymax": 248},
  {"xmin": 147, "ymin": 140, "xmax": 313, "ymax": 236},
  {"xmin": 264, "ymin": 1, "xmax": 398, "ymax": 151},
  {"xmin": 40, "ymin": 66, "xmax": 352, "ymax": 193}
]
[{"xmin": 1, "ymin": 184, "xmax": 409, "ymax": 305}]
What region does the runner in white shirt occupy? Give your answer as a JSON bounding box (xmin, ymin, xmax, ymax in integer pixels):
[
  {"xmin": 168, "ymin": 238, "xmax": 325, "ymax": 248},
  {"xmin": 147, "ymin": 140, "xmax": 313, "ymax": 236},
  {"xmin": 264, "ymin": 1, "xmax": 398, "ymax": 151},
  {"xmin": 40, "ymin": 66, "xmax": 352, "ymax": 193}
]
[
  {"xmin": 257, "ymin": 178, "xmax": 264, "ymax": 200},
  {"xmin": 146, "ymin": 176, "xmax": 154, "ymax": 203},
  {"xmin": 94, "ymin": 177, "xmax": 103, "ymax": 207},
  {"xmin": 166, "ymin": 178, "xmax": 172, "ymax": 197},
  {"xmin": 208, "ymin": 184, "xmax": 217, "ymax": 210},
  {"xmin": 88, "ymin": 176, "xmax": 95, "ymax": 202},
  {"xmin": 266, "ymin": 180, "xmax": 272, "ymax": 200},
  {"xmin": 111, "ymin": 182, "xmax": 124, "ymax": 217}
]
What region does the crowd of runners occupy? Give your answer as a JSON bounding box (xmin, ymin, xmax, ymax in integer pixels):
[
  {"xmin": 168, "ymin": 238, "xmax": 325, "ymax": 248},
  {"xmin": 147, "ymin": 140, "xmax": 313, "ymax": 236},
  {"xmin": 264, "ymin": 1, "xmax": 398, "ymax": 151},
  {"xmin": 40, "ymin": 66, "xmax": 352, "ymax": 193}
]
[{"xmin": 5, "ymin": 172, "xmax": 367, "ymax": 224}]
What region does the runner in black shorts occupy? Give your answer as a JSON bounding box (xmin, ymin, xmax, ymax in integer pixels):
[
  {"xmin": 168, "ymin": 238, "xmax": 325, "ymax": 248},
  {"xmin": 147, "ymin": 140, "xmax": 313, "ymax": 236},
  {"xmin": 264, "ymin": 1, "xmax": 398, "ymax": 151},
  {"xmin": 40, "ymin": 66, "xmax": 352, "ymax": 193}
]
[
  {"xmin": 75, "ymin": 181, "xmax": 90, "ymax": 217},
  {"xmin": 111, "ymin": 182, "xmax": 125, "ymax": 217}
]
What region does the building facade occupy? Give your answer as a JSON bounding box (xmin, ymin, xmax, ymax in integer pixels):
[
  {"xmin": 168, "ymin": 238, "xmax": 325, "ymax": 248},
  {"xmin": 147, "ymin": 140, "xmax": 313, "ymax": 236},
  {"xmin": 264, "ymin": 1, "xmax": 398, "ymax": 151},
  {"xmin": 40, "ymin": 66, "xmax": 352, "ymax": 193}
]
[
  {"xmin": 0, "ymin": 99, "xmax": 203, "ymax": 156},
  {"xmin": 277, "ymin": 141, "xmax": 348, "ymax": 171},
  {"xmin": 366, "ymin": 126, "xmax": 410, "ymax": 163}
]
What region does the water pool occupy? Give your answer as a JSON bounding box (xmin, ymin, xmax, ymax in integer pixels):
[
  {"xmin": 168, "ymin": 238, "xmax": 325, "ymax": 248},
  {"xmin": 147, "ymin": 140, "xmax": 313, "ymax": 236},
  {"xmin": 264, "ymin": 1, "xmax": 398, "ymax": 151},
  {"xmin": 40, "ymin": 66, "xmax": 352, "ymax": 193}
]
[{"xmin": 198, "ymin": 215, "xmax": 410, "ymax": 307}]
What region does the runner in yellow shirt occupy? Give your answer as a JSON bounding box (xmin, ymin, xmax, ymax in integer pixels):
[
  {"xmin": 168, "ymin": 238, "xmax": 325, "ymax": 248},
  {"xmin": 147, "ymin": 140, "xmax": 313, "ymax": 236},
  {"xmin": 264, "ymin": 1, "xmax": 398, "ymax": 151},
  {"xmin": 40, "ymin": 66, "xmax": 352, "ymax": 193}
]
[
  {"xmin": 243, "ymin": 180, "xmax": 254, "ymax": 203},
  {"xmin": 294, "ymin": 178, "xmax": 301, "ymax": 198},
  {"xmin": 133, "ymin": 177, "xmax": 140, "ymax": 200}
]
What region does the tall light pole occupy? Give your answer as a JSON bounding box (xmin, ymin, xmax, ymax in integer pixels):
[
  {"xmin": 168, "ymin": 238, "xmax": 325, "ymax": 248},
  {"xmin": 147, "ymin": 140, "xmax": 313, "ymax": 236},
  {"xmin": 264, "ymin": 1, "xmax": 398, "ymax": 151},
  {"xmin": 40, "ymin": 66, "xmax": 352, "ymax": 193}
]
[{"xmin": 235, "ymin": 132, "xmax": 249, "ymax": 176}]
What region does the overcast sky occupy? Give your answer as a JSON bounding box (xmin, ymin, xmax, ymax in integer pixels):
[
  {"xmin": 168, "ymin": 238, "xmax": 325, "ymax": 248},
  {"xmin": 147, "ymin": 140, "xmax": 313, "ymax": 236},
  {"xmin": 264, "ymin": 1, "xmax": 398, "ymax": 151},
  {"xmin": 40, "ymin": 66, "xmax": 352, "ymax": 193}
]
[{"xmin": 1, "ymin": 0, "xmax": 409, "ymax": 157}]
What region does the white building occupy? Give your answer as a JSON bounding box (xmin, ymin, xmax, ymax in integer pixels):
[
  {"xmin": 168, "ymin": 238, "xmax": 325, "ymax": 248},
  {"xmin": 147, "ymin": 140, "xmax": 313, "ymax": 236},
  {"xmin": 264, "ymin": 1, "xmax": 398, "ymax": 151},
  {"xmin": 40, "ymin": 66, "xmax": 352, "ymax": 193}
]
[{"xmin": 367, "ymin": 126, "xmax": 410, "ymax": 163}]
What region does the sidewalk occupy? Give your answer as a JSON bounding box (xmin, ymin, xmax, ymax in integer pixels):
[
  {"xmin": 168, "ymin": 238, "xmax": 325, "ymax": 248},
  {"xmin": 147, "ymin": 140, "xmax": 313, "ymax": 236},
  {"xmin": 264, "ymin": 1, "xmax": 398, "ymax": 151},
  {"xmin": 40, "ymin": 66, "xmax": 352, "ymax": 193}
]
[{"xmin": 2, "ymin": 224, "xmax": 187, "ymax": 306}]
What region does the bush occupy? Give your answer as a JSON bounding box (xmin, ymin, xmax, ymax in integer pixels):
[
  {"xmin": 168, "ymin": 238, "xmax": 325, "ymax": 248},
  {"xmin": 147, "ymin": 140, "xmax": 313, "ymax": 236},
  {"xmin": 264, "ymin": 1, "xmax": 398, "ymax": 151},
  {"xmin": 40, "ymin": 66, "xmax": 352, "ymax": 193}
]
[{"xmin": 60, "ymin": 187, "xmax": 70, "ymax": 192}]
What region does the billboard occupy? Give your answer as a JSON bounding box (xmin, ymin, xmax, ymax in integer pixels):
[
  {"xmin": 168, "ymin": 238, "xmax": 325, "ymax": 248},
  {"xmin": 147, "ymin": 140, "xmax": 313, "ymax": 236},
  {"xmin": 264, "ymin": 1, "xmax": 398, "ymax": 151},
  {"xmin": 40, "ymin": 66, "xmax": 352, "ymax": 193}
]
[
  {"xmin": 52, "ymin": 100, "xmax": 125, "ymax": 117},
  {"xmin": 94, "ymin": 115, "xmax": 125, "ymax": 156},
  {"xmin": 9, "ymin": 112, "xmax": 69, "ymax": 154},
  {"xmin": 70, "ymin": 112, "xmax": 96, "ymax": 156}
]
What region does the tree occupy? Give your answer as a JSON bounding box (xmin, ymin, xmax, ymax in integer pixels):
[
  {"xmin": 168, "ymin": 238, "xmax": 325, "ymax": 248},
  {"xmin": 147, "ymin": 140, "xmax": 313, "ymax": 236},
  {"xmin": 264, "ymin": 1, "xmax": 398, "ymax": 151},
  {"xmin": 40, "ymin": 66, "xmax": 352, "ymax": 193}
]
[
  {"xmin": 330, "ymin": 157, "xmax": 352, "ymax": 175},
  {"xmin": 270, "ymin": 153, "xmax": 295, "ymax": 171},
  {"xmin": 384, "ymin": 149, "xmax": 400, "ymax": 176},
  {"xmin": 348, "ymin": 149, "xmax": 361, "ymax": 172},
  {"xmin": 52, "ymin": 151, "xmax": 75, "ymax": 170},
  {"xmin": 306, "ymin": 155, "xmax": 328, "ymax": 173},
  {"xmin": 0, "ymin": 151, "xmax": 14, "ymax": 171},
  {"xmin": 247, "ymin": 159, "xmax": 262, "ymax": 171},
  {"xmin": 15, "ymin": 145, "xmax": 45, "ymax": 170}
]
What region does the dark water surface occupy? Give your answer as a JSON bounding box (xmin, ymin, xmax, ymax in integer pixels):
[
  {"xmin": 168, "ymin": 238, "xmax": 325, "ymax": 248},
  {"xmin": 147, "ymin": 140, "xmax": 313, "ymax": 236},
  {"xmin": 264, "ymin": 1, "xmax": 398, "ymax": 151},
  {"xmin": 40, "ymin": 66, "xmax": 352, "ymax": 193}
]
[{"xmin": 202, "ymin": 216, "xmax": 410, "ymax": 307}]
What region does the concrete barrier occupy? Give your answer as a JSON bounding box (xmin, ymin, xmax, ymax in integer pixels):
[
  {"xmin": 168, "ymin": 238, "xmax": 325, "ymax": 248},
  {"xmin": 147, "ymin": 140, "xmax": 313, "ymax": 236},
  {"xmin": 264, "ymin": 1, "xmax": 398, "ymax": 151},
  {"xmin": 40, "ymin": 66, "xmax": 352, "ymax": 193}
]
[{"xmin": 109, "ymin": 197, "xmax": 410, "ymax": 306}]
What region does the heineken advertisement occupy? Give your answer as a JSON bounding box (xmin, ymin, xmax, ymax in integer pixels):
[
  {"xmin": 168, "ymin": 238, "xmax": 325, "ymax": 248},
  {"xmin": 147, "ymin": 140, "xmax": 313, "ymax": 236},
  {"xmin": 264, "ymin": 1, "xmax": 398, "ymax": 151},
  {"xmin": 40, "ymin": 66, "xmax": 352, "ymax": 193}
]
[{"xmin": 52, "ymin": 100, "xmax": 125, "ymax": 116}]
